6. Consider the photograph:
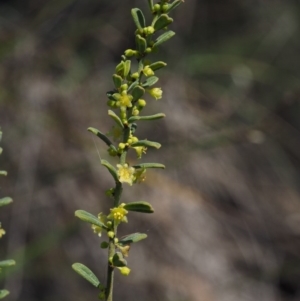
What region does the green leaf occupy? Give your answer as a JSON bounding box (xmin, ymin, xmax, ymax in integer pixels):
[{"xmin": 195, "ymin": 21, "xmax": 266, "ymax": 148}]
[
  {"xmin": 131, "ymin": 8, "xmax": 146, "ymax": 30},
  {"xmin": 108, "ymin": 110, "xmax": 124, "ymax": 128},
  {"xmin": 153, "ymin": 31, "xmax": 175, "ymax": 48},
  {"xmin": 128, "ymin": 113, "xmax": 165, "ymax": 123},
  {"xmin": 127, "ymin": 80, "xmax": 139, "ymax": 93},
  {"xmin": 112, "ymin": 252, "xmax": 127, "ymax": 267},
  {"xmin": 112, "ymin": 74, "xmax": 123, "ymax": 88},
  {"xmin": 0, "ymin": 260, "xmax": 16, "ymax": 268},
  {"xmin": 133, "ymin": 163, "xmax": 165, "ymax": 169},
  {"xmin": 107, "ymin": 90, "xmax": 117, "ymax": 101},
  {"xmin": 132, "ymin": 85, "xmax": 145, "ymax": 101},
  {"xmin": 153, "ymin": 14, "xmax": 173, "ymax": 31},
  {"xmin": 0, "ymin": 147, "xmax": 3, "ymax": 155},
  {"xmin": 101, "ymin": 159, "xmax": 119, "ymax": 182},
  {"xmin": 136, "ymin": 34, "xmax": 147, "ymax": 54},
  {"xmin": 0, "ymin": 197, "xmax": 13, "ymax": 207},
  {"xmin": 87, "ymin": 127, "xmax": 114, "ymax": 148},
  {"xmin": 124, "ymin": 201, "xmax": 154, "ymax": 213},
  {"xmin": 164, "ymin": 0, "xmax": 183, "ymax": 13},
  {"xmin": 131, "ymin": 140, "xmax": 161, "ymax": 149},
  {"xmin": 142, "ymin": 76, "xmax": 159, "ymax": 88},
  {"xmin": 72, "ymin": 263, "xmax": 100, "ymax": 288},
  {"xmin": 119, "ymin": 233, "xmax": 147, "ymax": 245},
  {"xmin": 115, "ymin": 61, "xmax": 124, "ymax": 74},
  {"xmin": 124, "ymin": 60, "xmax": 131, "ymax": 77},
  {"xmin": 75, "ymin": 210, "xmax": 107, "ymax": 229},
  {"xmin": 0, "ymin": 171, "xmax": 7, "ymax": 176},
  {"xmin": 0, "ymin": 290, "xmax": 9, "ymax": 299},
  {"xmin": 147, "ymin": 0, "xmax": 154, "ymax": 10},
  {"xmin": 149, "ymin": 61, "xmax": 167, "ymax": 71}
]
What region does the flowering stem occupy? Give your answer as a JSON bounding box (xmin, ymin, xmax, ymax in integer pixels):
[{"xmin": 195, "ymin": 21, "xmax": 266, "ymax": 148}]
[
  {"xmin": 76, "ymin": 1, "xmax": 184, "ymax": 300},
  {"xmin": 105, "ymin": 238, "xmax": 115, "ymax": 301}
]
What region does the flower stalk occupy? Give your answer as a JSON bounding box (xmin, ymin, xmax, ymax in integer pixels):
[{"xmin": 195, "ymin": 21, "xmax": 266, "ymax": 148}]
[{"xmin": 72, "ymin": 1, "xmax": 184, "ymax": 300}]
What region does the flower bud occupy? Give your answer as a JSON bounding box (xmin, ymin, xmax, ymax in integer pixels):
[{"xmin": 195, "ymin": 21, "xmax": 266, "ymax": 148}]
[
  {"xmin": 121, "ymin": 84, "xmax": 128, "ymax": 91},
  {"xmin": 131, "ymin": 72, "xmax": 139, "ymax": 79},
  {"xmin": 153, "ymin": 4, "xmax": 160, "ymax": 12},
  {"xmin": 124, "ymin": 49, "xmax": 136, "ymax": 57},
  {"xmin": 118, "ymin": 143, "xmax": 126, "ymax": 149},
  {"xmin": 108, "ymin": 231, "xmax": 115, "ymax": 238},
  {"xmin": 132, "ymin": 108, "xmax": 139, "ymax": 116},
  {"xmin": 118, "ymin": 266, "xmax": 131, "ymax": 276},
  {"xmin": 138, "ymin": 99, "xmax": 146, "ymax": 107}
]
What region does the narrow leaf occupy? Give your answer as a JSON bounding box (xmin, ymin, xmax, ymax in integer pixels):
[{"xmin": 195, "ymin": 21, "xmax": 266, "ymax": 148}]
[
  {"xmin": 119, "ymin": 233, "xmax": 147, "ymax": 245},
  {"xmin": 153, "ymin": 14, "xmax": 173, "ymax": 31},
  {"xmin": 132, "ymin": 85, "xmax": 145, "ymax": 101},
  {"xmin": 124, "ymin": 201, "xmax": 154, "ymax": 213},
  {"xmin": 0, "ymin": 147, "xmax": 3, "ymax": 155},
  {"xmin": 127, "ymin": 80, "xmax": 139, "ymax": 93},
  {"xmin": 149, "ymin": 61, "xmax": 167, "ymax": 71},
  {"xmin": 108, "ymin": 110, "xmax": 124, "ymax": 128},
  {"xmin": 75, "ymin": 210, "xmax": 107, "ymax": 229},
  {"xmin": 88, "ymin": 127, "xmax": 114, "ymax": 148},
  {"xmin": 136, "ymin": 35, "xmax": 147, "ymax": 54},
  {"xmin": 153, "ymin": 31, "xmax": 175, "ymax": 48},
  {"xmin": 0, "ymin": 197, "xmax": 13, "ymax": 207},
  {"xmin": 0, "ymin": 290, "xmax": 9, "ymax": 299},
  {"xmin": 128, "ymin": 113, "xmax": 165, "ymax": 123},
  {"xmin": 112, "ymin": 252, "xmax": 127, "ymax": 267},
  {"xmin": 0, "ymin": 260, "xmax": 16, "ymax": 268},
  {"xmin": 133, "ymin": 163, "xmax": 165, "ymax": 169},
  {"xmin": 112, "ymin": 74, "xmax": 123, "ymax": 88},
  {"xmin": 131, "ymin": 8, "xmax": 146, "ymax": 30},
  {"xmin": 0, "ymin": 171, "xmax": 7, "ymax": 176},
  {"xmin": 164, "ymin": 0, "xmax": 183, "ymax": 13},
  {"xmin": 115, "ymin": 61, "xmax": 124, "ymax": 74},
  {"xmin": 124, "ymin": 60, "xmax": 131, "ymax": 77},
  {"xmin": 72, "ymin": 263, "xmax": 100, "ymax": 288},
  {"xmin": 142, "ymin": 76, "xmax": 159, "ymax": 88},
  {"xmin": 101, "ymin": 159, "xmax": 119, "ymax": 182},
  {"xmin": 147, "ymin": 0, "xmax": 154, "ymax": 11},
  {"xmin": 131, "ymin": 140, "xmax": 161, "ymax": 149}
]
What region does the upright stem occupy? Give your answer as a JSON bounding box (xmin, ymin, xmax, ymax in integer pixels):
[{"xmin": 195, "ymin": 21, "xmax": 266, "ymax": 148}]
[
  {"xmin": 105, "ymin": 179, "xmax": 122, "ymax": 301},
  {"xmin": 105, "ymin": 238, "xmax": 116, "ymax": 301}
]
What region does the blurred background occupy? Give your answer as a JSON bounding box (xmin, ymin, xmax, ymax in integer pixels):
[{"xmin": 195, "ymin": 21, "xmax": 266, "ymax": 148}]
[{"xmin": 1, "ymin": 0, "xmax": 300, "ymax": 300}]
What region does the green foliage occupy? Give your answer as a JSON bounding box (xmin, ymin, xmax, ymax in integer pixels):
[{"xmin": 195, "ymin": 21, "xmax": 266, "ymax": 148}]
[
  {"xmin": 72, "ymin": 1, "xmax": 184, "ymax": 300},
  {"xmin": 0, "ymin": 128, "xmax": 15, "ymax": 298},
  {"xmin": 72, "ymin": 263, "xmax": 101, "ymax": 288},
  {"xmin": 124, "ymin": 201, "xmax": 154, "ymax": 213},
  {"xmin": 118, "ymin": 233, "xmax": 147, "ymax": 246}
]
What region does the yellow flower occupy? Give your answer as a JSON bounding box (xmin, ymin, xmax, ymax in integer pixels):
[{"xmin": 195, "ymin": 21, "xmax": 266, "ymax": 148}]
[
  {"xmin": 114, "ymin": 92, "xmax": 133, "ymax": 108},
  {"xmin": 143, "ymin": 66, "xmax": 154, "ymax": 77},
  {"xmin": 147, "ymin": 87, "xmax": 163, "ymax": 100},
  {"xmin": 117, "ymin": 163, "xmax": 135, "ymax": 186},
  {"xmin": 0, "ymin": 227, "xmax": 5, "ymax": 238},
  {"xmin": 108, "ymin": 204, "xmax": 128, "ymax": 225},
  {"xmin": 134, "ymin": 146, "xmax": 147, "ymax": 159},
  {"xmin": 118, "ymin": 244, "xmax": 130, "ymax": 257},
  {"xmin": 91, "ymin": 213, "xmax": 107, "ymax": 237}
]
